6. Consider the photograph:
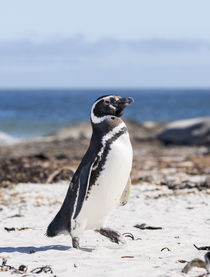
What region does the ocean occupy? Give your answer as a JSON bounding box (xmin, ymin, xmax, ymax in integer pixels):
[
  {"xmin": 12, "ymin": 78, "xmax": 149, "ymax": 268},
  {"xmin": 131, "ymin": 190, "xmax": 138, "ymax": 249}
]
[{"xmin": 0, "ymin": 89, "xmax": 210, "ymax": 139}]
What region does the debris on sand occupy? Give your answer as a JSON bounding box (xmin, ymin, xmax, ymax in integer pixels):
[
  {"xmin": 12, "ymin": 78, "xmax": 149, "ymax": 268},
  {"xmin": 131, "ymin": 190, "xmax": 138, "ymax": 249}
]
[
  {"xmin": 181, "ymin": 258, "xmax": 207, "ymax": 274},
  {"xmin": 122, "ymin": 232, "xmax": 142, "ymax": 240},
  {"xmin": 194, "ymin": 244, "xmax": 210, "ymax": 251},
  {"xmin": 134, "ymin": 223, "xmax": 163, "ymax": 230},
  {"xmin": 160, "ymin": 247, "xmax": 171, "ymax": 252},
  {"xmin": 182, "ymin": 252, "xmax": 210, "ymax": 274},
  {"xmin": 0, "ymin": 258, "xmax": 55, "ymax": 275},
  {"xmin": 4, "ymin": 227, "xmax": 30, "ymax": 232}
]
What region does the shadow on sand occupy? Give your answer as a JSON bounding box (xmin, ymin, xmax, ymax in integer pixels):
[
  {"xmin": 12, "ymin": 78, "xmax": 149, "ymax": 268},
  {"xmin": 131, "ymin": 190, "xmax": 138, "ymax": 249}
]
[{"xmin": 0, "ymin": 245, "xmax": 71, "ymax": 254}]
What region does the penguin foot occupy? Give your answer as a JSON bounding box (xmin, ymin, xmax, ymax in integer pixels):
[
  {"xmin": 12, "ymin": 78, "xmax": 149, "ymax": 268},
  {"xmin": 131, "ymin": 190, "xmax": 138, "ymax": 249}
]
[
  {"xmin": 72, "ymin": 237, "xmax": 80, "ymax": 249},
  {"xmin": 96, "ymin": 228, "xmax": 124, "ymax": 244},
  {"xmin": 72, "ymin": 237, "xmax": 93, "ymax": 252}
]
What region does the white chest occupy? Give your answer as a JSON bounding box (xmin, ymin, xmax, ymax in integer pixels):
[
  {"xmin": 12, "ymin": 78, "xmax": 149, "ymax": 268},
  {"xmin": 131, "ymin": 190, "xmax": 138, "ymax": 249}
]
[
  {"xmin": 100, "ymin": 132, "xmax": 133, "ymax": 189},
  {"xmin": 77, "ymin": 131, "xmax": 133, "ymax": 229}
]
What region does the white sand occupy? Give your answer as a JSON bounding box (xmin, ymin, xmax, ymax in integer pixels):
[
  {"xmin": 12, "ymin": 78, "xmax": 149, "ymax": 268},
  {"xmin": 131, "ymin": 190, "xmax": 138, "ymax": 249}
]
[{"xmin": 0, "ymin": 183, "xmax": 210, "ymax": 277}]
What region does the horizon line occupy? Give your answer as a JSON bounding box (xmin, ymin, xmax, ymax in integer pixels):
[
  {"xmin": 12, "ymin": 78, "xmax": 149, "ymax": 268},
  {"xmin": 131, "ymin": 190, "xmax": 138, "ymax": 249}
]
[{"xmin": 0, "ymin": 87, "xmax": 210, "ymax": 91}]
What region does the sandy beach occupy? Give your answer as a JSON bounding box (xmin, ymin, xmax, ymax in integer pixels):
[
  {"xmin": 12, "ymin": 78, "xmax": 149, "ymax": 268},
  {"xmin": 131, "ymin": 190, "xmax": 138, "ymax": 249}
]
[
  {"xmin": 0, "ymin": 121, "xmax": 210, "ymax": 276},
  {"xmin": 0, "ymin": 182, "xmax": 210, "ymax": 277}
]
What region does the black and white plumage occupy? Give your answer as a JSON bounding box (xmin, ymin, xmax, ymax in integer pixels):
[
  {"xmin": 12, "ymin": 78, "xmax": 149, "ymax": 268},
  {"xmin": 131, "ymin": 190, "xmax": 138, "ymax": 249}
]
[{"xmin": 46, "ymin": 95, "xmax": 134, "ymax": 249}]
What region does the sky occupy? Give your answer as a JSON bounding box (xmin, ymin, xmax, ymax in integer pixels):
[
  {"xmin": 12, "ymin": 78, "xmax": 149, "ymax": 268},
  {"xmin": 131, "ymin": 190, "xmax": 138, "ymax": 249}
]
[{"xmin": 0, "ymin": 0, "xmax": 210, "ymax": 88}]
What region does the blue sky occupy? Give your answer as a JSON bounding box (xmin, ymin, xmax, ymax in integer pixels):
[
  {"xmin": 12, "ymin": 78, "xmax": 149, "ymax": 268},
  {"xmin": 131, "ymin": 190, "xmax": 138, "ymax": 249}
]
[{"xmin": 0, "ymin": 0, "xmax": 210, "ymax": 88}]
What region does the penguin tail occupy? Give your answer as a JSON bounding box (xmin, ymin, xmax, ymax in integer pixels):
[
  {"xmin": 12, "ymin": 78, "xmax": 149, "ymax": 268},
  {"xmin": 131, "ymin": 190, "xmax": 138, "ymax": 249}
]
[
  {"xmin": 46, "ymin": 221, "xmax": 58, "ymax": 237},
  {"xmin": 46, "ymin": 213, "xmax": 70, "ymax": 237}
]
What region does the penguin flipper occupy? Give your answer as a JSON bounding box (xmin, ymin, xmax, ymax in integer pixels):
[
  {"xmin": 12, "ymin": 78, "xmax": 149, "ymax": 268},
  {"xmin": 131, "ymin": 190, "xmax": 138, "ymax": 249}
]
[
  {"xmin": 120, "ymin": 176, "xmax": 131, "ymax": 206},
  {"xmin": 73, "ymin": 161, "xmax": 94, "ymax": 219},
  {"xmin": 46, "ymin": 157, "xmax": 95, "ymax": 237}
]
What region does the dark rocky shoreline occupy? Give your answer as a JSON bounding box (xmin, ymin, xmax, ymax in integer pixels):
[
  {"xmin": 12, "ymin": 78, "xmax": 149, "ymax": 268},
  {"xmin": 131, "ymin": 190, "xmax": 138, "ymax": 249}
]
[{"xmin": 0, "ymin": 120, "xmax": 210, "ymax": 192}]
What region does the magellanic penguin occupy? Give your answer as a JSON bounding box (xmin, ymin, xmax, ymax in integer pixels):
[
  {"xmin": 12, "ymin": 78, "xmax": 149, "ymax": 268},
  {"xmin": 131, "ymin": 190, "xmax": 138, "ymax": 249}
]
[{"xmin": 47, "ymin": 95, "xmax": 134, "ymax": 250}]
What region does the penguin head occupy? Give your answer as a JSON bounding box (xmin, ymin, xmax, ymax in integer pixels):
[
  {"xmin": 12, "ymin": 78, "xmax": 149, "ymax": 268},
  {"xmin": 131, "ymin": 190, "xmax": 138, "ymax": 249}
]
[{"xmin": 91, "ymin": 95, "xmax": 134, "ymax": 124}]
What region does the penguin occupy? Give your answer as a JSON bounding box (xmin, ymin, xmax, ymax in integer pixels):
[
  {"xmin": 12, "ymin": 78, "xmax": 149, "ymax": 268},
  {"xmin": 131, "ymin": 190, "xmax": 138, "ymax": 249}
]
[{"xmin": 46, "ymin": 94, "xmax": 134, "ymax": 250}]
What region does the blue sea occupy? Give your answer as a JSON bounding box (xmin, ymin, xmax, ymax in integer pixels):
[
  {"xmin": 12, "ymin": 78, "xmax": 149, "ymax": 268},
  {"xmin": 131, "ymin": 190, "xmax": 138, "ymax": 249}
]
[{"xmin": 0, "ymin": 89, "xmax": 210, "ymax": 139}]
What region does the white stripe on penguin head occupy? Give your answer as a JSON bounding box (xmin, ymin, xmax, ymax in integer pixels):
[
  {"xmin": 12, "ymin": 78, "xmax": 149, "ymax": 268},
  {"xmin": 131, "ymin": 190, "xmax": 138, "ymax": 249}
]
[{"xmin": 90, "ymin": 96, "xmax": 113, "ymax": 124}]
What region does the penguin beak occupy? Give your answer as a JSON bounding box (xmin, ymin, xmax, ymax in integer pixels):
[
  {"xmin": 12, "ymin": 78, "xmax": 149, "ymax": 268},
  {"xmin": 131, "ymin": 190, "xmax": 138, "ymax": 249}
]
[
  {"xmin": 115, "ymin": 97, "xmax": 134, "ymax": 117},
  {"xmin": 117, "ymin": 97, "xmax": 134, "ymax": 107}
]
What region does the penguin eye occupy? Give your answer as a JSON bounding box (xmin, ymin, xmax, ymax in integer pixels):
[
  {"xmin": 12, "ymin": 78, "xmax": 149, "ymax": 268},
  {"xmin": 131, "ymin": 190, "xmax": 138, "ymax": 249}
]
[{"xmin": 104, "ymin": 99, "xmax": 110, "ymax": 105}]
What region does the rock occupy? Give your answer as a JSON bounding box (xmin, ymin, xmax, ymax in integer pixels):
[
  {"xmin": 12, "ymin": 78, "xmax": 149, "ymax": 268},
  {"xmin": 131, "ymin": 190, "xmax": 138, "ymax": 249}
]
[
  {"xmin": 0, "ymin": 132, "xmax": 18, "ymax": 145},
  {"xmin": 125, "ymin": 120, "xmax": 162, "ymax": 140},
  {"xmin": 157, "ymin": 117, "xmax": 210, "ymax": 145},
  {"xmin": 50, "ymin": 122, "xmax": 91, "ymax": 140},
  {"xmin": 50, "ymin": 120, "xmax": 163, "ymax": 141}
]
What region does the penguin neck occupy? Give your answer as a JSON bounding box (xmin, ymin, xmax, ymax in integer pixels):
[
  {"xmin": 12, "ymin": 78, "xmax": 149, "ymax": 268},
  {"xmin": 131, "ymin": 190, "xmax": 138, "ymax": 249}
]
[{"xmin": 91, "ymin": 116, "xmax": 126, "ymax": 142}]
